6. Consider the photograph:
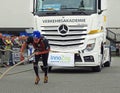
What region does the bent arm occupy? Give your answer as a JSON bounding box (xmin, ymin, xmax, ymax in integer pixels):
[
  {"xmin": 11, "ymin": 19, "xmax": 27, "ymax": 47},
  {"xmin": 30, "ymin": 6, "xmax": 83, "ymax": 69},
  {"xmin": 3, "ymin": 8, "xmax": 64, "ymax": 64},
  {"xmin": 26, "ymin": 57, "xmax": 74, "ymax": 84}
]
[
  {"xmin": 20, "ymin": 42, "xmax": 27, "ymax": 61},
  {"xmin": 20, "ymin": 42, "xmax": 27, "ymax": 53},
  {"xmin": 35, "ymin": 48, "xmax": 50, "ymax": 55}
]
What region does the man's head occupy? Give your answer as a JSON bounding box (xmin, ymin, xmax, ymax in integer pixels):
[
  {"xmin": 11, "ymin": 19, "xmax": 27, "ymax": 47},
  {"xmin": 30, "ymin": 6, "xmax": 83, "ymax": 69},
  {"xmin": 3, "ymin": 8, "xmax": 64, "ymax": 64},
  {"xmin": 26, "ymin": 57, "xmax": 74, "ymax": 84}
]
[{"xmin": 33, "ymin": 30, "xmax": 41, "ymax": 43}]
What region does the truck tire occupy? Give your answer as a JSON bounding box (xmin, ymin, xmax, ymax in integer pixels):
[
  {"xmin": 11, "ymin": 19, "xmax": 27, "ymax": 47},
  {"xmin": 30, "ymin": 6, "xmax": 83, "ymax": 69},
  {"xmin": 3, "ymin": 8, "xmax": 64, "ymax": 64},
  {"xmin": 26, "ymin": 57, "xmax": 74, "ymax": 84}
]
[
  {"xmin": 92, "ymin": 65, "xmax": 102, "ymax": 72},
  {"xmin": 40, "ymin": 66, "xmax": 44, "ymax": 72},
  {"xmin": 92, "ymin": 45, "xmax": 103, "ymax": 72},
  {"xmin": 104, "ymin": 61, "xmax": 111, "ymax": 67},
  {"xmin": 40, "ymin": 66, "xmax": 52, "ymax": 72},
  {"xmin": 48, "ymin": 66, "xmax": 52, "ymax": 72},
  {"xmin": 92, "ymin": 43, "xmax": 103, "ymax": 72},
  {"xmin": 104, "ymin": 46, "xmax": 111, "ymax": 67}
]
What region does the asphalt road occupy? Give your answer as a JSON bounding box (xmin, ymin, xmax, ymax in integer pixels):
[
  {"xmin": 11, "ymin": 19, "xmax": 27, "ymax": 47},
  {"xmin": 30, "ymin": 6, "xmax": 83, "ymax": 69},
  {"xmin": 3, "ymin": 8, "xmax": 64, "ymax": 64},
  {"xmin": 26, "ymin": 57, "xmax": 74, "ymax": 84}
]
[{"xmin": 0, "ymin": 57, "xmax": 120, "ymax": 93}]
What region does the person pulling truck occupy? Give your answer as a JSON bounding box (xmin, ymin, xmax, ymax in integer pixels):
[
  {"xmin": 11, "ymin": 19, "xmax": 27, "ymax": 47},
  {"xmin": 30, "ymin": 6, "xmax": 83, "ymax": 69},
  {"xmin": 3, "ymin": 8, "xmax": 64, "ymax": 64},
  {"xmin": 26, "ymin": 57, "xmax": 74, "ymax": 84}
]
[{"xmin": 20, "ymin": 30, "xmax": 50, "ymax": 84}]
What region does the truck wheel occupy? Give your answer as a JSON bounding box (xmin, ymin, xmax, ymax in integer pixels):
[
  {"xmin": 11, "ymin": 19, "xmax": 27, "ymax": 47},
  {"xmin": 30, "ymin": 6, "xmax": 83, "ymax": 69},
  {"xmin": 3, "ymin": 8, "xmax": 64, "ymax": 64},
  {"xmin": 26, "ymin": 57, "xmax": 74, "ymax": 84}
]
[
  {"xmin": 48, "ymin": 66, "xmax": 52, "ymax": 72},
  {"xmin": 40, "ymin": 66, "xmax": 52, "ymax": 72},
  {"xmin": 92, "ymin": 43, "xmax": 103, "ymax": 72},
  {"xmin": 92, "ymin": 65, "xmax": 102, "ymax": 72},
  {"xmin": 104, "ymin": 61, "xmax": 111, "ymax": 67},
  {"xmin": 40, "ymin": 66, "xmax": 44, "ymax": 72}
]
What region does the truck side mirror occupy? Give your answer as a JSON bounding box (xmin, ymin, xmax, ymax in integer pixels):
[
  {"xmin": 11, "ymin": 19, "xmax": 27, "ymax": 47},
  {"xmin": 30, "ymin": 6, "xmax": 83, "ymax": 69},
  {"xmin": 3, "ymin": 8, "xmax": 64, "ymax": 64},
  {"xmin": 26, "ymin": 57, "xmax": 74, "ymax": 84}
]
[
  {"xmin": 98, "ymin": 0, "xmax": 107, "ymax": 14},
  {"xmin": 101, "ymin": 0, "xmax": 107, "ymax": 10},
  {"xmin": 98, "ymin": 9, "xmax": 103, "ymax": 14},
  {"xmin": 30, "ymin": 0, "xmax": 36, "ymax": 15},
  {"xmin": 30, "ymin": 0, "xmax": 34, "ymax": 13}
]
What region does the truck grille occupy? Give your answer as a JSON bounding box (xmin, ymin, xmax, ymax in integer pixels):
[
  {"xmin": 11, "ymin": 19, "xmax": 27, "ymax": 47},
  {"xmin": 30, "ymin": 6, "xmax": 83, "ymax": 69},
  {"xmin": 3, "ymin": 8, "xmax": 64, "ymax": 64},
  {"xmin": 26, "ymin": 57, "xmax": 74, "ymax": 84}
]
[{"xmin": 41, "ymin": 24, "xmax": 87, "ymax": 48}]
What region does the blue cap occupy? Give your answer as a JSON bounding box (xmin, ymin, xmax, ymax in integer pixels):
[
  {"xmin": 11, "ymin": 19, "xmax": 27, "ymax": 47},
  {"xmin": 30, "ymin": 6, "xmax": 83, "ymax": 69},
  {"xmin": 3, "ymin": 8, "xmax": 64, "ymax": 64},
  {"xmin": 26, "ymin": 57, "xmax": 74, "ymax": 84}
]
[{"xmin": 33, "ymin": 30, "xmax": 41, "ymax": 38}]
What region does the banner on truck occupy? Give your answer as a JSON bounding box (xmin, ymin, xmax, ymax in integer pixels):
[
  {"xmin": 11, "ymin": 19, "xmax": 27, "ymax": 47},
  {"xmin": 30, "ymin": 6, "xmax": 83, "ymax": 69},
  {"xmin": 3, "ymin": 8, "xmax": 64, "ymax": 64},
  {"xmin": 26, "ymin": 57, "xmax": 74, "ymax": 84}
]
[{"xmin": 48, "ymin": 52, "xmax": 74, "ymax": 67}]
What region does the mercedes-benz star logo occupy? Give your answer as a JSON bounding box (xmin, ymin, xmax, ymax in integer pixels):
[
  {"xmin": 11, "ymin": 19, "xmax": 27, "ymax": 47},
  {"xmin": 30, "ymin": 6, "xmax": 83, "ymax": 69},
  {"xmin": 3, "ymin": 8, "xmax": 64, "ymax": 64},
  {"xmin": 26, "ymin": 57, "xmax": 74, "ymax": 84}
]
[{"xmin": 58, "ymin": 24, "xmax": 69, "ymax": 35}]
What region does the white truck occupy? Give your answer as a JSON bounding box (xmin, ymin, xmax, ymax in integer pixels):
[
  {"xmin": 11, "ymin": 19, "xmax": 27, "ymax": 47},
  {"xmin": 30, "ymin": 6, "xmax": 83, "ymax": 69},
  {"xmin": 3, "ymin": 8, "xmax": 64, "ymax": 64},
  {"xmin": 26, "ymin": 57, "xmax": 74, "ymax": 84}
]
[{"xmin": 31, "ymin": 0, "xmax": 111, "ymax": 72}]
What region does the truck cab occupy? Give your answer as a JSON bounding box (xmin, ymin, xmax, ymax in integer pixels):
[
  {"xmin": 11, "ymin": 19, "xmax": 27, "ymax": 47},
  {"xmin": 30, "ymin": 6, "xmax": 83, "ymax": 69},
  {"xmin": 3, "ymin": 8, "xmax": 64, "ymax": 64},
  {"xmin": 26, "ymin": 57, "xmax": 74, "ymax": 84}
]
[{"xmin": 31, "ymin": 0, "xmax": 111, "ymax": 72}]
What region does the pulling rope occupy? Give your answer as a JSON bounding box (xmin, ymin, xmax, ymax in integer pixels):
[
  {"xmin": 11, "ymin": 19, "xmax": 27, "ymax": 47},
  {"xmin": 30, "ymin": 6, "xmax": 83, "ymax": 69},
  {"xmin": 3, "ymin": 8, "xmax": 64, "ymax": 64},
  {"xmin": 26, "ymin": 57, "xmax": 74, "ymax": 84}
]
[
  {"xmin": 0, "ymin": 69, "xmax": 33, "ymax": 76},
  {"xmin": 0, "ymin": 48, "xmax": 80, "ymax": 80},
  {"xmin": 0, "ymin": 53, "xmax": 35, "ymax": 80},
  {"xmin": 0, "ymin": 48, "xmax": 80, "ymax": 54},
  {"xmin": 0, "ymin": 48, "xmax": 19, "ymax": 53}
]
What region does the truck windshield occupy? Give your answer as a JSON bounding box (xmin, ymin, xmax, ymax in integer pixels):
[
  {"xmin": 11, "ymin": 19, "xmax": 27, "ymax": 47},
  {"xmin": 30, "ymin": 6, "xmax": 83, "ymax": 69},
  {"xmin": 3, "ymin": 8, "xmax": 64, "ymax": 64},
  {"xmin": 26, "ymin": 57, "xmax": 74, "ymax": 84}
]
[{"xmin": 35, "ymin": 0, "xmax": 97, "ymax": 16}]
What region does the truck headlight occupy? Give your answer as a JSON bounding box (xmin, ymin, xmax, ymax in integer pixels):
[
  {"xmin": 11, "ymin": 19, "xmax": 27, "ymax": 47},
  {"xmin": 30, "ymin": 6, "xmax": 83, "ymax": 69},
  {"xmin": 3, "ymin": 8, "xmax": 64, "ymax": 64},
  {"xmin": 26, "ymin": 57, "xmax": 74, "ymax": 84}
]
[{"xmin": 85, "ymin": 43, "xmax": 95, "ymax": 51}]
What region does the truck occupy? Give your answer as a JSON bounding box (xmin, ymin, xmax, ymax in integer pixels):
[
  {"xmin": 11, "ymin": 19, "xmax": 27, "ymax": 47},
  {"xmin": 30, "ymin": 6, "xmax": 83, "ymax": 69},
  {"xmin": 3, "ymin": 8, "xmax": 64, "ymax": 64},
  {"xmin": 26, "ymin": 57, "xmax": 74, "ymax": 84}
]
[{"xmin": 31, "ymin": 0, "xmax": 111, "ymax": 72}]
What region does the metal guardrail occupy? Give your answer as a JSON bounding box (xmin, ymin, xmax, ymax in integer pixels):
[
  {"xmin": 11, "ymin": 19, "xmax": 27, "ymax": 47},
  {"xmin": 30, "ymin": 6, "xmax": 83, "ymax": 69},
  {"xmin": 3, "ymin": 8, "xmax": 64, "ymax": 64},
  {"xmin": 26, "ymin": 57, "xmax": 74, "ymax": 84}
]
[
  {"xmin": 106, "ymin": 28, "xmax": 120, "ymax": 43},
  {"xmin": 106, "ymin": 27, "xmax": 120, "ymax": 56}
]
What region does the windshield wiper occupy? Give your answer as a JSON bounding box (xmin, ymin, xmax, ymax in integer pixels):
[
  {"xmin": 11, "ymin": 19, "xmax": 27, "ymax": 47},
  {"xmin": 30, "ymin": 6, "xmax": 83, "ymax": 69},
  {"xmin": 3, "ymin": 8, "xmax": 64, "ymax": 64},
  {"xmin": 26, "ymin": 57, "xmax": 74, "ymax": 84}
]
[
  {"xmin": 72, "ymin": 10, "xmax": 88, "ymax": 15},
  {"xmin": 36, "ymin": 11, "xmax": 58, "ymax": 16},
  {"xmin": 61, "ymin": 8, "xmax": 79, "ymax": 10},
  {"xmin": 46, "ymin": 12, "xmax": 57, "ymax": 15}
]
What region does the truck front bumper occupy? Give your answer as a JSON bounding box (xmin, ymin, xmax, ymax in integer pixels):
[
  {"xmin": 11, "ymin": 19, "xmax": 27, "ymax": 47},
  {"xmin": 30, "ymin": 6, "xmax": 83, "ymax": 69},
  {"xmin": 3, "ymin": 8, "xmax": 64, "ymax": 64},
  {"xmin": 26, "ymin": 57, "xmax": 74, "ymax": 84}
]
[{"xmin": 74, "ymin": 52, "xmax": 101, "ymax": 67}]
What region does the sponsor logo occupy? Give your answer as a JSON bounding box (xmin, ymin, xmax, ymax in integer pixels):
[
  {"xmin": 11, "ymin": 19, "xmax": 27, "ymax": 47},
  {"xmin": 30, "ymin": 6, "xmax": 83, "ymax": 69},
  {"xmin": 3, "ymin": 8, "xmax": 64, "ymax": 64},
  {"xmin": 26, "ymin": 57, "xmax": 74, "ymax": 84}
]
[{"xmin": 50, "ymin": 55, "xmax": 71, "ymax": 63}]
